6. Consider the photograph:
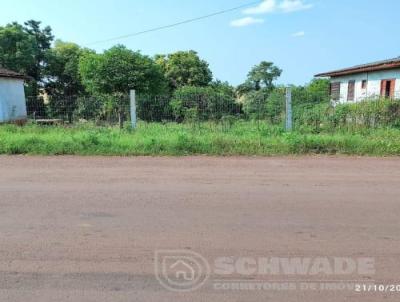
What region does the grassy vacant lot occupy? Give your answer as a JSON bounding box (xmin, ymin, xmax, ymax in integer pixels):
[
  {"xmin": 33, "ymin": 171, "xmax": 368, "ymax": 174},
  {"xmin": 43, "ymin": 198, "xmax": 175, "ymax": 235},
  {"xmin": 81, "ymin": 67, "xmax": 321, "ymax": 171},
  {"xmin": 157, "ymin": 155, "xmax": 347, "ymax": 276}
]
[{"xmin": 0, "ymin": 121, "xmax": 400, "ymax": 156}]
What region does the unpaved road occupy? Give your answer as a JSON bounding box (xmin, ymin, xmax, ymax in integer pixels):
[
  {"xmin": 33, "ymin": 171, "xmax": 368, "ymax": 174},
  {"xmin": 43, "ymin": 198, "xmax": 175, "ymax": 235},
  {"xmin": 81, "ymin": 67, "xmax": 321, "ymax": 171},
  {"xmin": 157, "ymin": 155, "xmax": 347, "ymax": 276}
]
[{"xmin": 0, "ymin": 156, "xmax": 400, "ymax": 301}]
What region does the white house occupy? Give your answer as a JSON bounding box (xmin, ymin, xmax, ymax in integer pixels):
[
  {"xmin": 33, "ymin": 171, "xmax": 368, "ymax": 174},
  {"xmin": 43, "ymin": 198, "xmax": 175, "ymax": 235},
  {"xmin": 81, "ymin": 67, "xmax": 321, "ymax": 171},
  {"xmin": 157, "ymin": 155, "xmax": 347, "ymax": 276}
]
[
  {"xmin": 0, "ymin": 67, "xmax": 28, "ymax": 123},
  {"xmin": 316, "ymin": 57, "xmax": 400, "ymax": 104}
]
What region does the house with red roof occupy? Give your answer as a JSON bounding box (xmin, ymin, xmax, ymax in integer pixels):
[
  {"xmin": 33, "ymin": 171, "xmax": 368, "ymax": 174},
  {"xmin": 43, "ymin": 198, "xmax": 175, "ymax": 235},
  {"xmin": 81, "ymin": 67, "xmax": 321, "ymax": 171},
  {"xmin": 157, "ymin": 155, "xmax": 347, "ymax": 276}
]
[{"xmin": 316, "ymin": 57, "xmax": 400, "ymax": 104}]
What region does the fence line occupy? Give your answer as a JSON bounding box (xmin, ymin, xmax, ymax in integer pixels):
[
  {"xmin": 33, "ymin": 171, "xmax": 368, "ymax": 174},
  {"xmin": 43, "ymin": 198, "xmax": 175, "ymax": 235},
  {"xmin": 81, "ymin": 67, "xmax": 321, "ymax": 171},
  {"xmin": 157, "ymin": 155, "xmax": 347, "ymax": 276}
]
[{"xmin": 21, "ymin": 90, "xmax": 400, "ymax": 132}]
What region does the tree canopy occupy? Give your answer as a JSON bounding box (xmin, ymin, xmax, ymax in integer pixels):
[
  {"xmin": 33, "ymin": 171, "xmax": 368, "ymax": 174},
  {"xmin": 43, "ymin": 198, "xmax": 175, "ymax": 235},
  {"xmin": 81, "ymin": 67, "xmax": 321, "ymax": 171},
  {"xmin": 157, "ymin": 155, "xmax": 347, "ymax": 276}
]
[
  {"xmin": 45, "ymin": 40, "xmax": 92, "ymax": 97},
  {"xmin": 0, "ymin": 23, "xmax": 36, "ymax": 75},
  {"xmin": 43, "ymin": 41, "xmax": 94, "ymax": 120},
  {"xmin": 79, "ymin": 45, "xmax": 166, "ymax": 95},
  {"xmin": 0, "ymin": 18, "xmax": 332, "ymax": 125},
  {"xmin": 237, "ymin": 61, "xmax": 282, "ymax": 95},
  {"xmin": 155, "ymin": 50, "xmax": 212, "ymax": 90},
  {"xmin": 0, "ymin": 20, "xmax": 53, "ymax": 94}
]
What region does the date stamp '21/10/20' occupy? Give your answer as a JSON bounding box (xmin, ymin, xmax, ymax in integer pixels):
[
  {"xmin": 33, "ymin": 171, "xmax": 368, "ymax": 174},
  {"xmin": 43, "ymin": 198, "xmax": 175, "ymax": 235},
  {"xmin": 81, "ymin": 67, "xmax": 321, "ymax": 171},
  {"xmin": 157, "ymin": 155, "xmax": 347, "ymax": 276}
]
[{"xmin": 355, "ymin": 284, "xmax": 400, "ymax": 293}]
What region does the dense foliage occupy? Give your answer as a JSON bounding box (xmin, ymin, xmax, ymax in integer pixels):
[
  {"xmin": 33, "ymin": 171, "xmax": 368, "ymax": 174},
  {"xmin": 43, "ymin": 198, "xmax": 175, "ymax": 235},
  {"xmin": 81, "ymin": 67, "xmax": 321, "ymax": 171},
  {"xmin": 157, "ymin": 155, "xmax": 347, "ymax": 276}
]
[
  {"xmin": 294, "ymin": 98, "xmax": 400, "ymax": 133},
  {"xmin": 170, "ymin": 85, "xmax": 239, "ymax": 122},
  {"xmin": 44, "ymin": 41, "xmax": 93, "ymax": 121},
  {"xmin": 155, "ymin": 50, "xmax": 213, "ymax": 90},
  {"xmin": 0, "ymin": 20, "xmax": 53, "ymax": 113},
  {"xmin": 78, "ymin": 45, "xmax": 168, "ymax": 126},
  {"xmin": 79, "ymin": 45, "xmax": 167, "ymax": 96},
  {"xmin": 2, "ymin": 18, "xmax": 396, "ymax": 133}
]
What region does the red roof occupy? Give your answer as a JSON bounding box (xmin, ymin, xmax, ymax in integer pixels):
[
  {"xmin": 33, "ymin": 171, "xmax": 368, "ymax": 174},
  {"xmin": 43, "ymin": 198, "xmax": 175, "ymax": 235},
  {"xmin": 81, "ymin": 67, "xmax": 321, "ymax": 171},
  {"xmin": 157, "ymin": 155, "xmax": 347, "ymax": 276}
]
[
  {"xmin": 315, "ymin": 57, "xmax": 400, "ymax": 77},
  {"xmin": 0, "ymin": 67, "xmax": 28, "ymax": 80}
]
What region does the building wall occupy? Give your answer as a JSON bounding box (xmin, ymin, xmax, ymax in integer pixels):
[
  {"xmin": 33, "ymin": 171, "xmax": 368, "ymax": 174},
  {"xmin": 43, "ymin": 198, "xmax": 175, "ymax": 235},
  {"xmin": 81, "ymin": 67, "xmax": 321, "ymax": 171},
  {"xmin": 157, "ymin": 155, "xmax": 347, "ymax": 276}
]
[
  {"xmin": 0, "ymin": 78, "xmax": 27, "ymax": 122},
  {"xmin": 330, "ymin": 69, "xmax": 400, "ymax": 103}
]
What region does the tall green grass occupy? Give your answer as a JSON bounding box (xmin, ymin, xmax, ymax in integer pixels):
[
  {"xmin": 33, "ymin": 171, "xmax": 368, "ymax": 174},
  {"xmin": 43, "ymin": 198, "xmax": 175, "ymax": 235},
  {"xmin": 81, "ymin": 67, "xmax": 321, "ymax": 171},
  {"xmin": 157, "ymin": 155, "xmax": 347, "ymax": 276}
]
[
  {"xmin": 0, "ymin": 121, "xmax": 400, "ymax": 156},
  {"xmin": 293, "ymin": 99, "xmax": 400, "ymax": 133}
]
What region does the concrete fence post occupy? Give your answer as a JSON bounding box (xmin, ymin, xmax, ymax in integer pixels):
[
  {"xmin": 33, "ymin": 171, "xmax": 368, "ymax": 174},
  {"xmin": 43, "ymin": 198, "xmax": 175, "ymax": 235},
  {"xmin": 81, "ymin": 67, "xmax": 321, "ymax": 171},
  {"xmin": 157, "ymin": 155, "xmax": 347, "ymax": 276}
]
[
  {"xmin": 130, "ymin": 90, "xmax": 137, "ymax": 129},
  {"xmin": 285, "ymin": 87, "xmax": 293, "ymax": 131}
]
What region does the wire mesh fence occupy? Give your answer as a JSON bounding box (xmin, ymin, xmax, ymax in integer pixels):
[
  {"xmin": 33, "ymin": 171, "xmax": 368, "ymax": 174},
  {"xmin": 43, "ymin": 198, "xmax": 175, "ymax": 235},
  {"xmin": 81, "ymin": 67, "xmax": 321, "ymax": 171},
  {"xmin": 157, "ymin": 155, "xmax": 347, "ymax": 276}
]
[
  {"xmin": 22, "ymin": 90, "xmax": 400, "ymax": 132},
  {"xmin": 26, "ymin": 94, "xmax": 131, "ymax": 127},
  {"xmin": 293, "ymin": 94, "xmax": 400, "ymax": 133},
  {"xmin": 136, "ymin": 93, "xmax": 244, "ymax": 122}
]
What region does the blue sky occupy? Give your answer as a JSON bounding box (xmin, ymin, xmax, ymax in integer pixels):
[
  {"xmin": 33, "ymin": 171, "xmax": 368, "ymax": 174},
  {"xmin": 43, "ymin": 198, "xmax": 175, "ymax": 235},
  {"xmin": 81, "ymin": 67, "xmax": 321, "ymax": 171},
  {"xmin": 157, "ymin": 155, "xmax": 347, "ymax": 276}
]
[{"xmin": 1, "ymin": 0, "xmax": 400, "ymax": 86}]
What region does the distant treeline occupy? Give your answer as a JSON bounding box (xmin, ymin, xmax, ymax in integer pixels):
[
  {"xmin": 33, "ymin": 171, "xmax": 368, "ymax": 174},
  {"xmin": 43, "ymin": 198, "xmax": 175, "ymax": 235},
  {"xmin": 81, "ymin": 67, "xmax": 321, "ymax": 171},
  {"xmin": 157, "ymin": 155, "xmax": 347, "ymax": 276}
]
[{"xmin": 0, "ymin": 20, "xmax": 330, "ymax": 123}]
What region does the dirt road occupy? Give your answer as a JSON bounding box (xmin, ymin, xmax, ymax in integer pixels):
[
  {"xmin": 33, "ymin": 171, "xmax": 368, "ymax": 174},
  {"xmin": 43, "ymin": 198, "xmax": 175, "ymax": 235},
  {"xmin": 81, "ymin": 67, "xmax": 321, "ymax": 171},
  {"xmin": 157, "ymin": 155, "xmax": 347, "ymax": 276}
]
[{"xmin": 0, "ymin": 156, "xmax": 399, "ymax": 301}]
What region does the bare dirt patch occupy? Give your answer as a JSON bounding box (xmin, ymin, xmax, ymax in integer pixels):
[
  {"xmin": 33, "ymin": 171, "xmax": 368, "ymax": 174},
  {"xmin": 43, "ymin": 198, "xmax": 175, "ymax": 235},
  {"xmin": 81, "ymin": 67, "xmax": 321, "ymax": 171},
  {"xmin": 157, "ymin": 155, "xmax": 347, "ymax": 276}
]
[{"xmin": 0, "ymin": 156, "xmax": 399, "ymax": 301}]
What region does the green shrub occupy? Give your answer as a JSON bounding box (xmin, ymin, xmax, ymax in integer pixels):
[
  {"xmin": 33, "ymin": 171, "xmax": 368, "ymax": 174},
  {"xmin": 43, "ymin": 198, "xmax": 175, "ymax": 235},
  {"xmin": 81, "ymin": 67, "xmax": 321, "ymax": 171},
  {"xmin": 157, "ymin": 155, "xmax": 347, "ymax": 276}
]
[
  {"xmin": 241, "ymin": 90, "xmax": 269, "ymax": 119},
  {"xmin": 171, "ymin": 86, "xmax": 239, "ymax": 122},
  {"xmin": 136, "ymin": 94, "xmax": 173, "ymax": 122},
  {"xmin": 293, "ymin": 98, "xmax": 400, "ymax": 132}
]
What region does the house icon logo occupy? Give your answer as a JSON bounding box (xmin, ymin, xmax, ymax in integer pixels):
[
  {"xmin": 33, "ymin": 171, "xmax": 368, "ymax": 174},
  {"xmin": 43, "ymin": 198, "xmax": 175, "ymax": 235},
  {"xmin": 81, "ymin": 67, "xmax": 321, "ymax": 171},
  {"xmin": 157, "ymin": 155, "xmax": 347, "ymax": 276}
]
[
  {"xmin": 155, "ymin": 250, "xmax": 210, "ymax": 292},
  {"xmin": 171, "ymin": 260, "xmax": 196, "ymax": 281}
]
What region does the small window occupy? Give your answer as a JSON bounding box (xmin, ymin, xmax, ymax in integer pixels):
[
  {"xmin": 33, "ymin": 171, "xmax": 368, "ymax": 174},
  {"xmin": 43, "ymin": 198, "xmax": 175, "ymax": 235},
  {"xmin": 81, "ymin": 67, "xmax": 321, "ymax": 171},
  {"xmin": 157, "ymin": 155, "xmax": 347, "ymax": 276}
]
[
  {"xmin": 347, "ymin": 81, "xmax": 355, "ymax": 101},
  {"xmin": 361, "ymin": 80, "xmax": 367, "ymax": 89},
  {"xmin": 330, "ymin": 82, "xmax": 340, "ymax": 100}
]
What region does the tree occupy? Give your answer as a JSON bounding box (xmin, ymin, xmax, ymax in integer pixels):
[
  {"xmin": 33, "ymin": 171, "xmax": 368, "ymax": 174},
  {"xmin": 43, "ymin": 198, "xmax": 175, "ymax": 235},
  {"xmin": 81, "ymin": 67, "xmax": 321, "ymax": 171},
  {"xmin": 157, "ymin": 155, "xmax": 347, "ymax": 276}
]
[
  {"xmin": 0, "ymin": 20, "xmax": 53, "ymax": 114},
  {"xmin": 304, "ymin": 78, "xmax": 330, "ymax": 103},
  {"xmin": 79, "ymin": 45, "xmax": 166, "ymax": 95},
  {"xmin": 44, "ymin": 40, "xmax": 94, "ymax": 121},
  {"xmin": 23, "ymin": 20, "xmax": 54, "ymax": 89},
  {"xmin": 79, "ymin": 45, "xmax": 167, "ymax": 126},
  {"xmin": 239, "ymin": 61, "xmax": 282, "ymax": 94},
  {"xmin": 291, "ymin": 79, "xmax": 331, "ymax": 106},
  {"xmin": 155, "ymin": 50, "xmax": 212, "ymax": 90},
  {"xmin": 210, "ymin": 80, "xmax": 235, "ymax": 97},
  {"xmin": 0, "ymin": 22, "xmax": 36, "ymax": 74},
  {"xmin": 45, "ymin": 40, "xmax": 90, "ymax": 97},
  {"xmin": 239, "ymin": 61, "xmax": 282, "ymax": 118}
]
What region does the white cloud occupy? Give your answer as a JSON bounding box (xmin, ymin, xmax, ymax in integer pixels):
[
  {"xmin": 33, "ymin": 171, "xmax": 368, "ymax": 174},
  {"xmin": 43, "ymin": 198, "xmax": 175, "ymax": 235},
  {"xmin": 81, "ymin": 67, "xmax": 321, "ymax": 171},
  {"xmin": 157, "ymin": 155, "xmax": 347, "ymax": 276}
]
[
  {"xmin": 243, "ymin": 0, "xmax": 312, "ymax": 15},
  {"xmin": 230, "ymin": 17, "xmax": 264, "ymax": 27},
  {"xmin": 292, "ymin": 31, "xmax": 305, "ymax": 37},
  {"xmin": 279, "ymin": 0, "xmax": 313, "ymax": 13},
  {"xmin": 243, "ymin": 0, "xmax": 276, "ymax": 15}
]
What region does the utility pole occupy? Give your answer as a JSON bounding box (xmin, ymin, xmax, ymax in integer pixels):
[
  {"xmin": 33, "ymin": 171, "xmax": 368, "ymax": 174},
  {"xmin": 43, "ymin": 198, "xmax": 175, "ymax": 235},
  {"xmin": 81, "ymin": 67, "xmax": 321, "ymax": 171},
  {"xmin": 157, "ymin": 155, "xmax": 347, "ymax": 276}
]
[
  {"xmin": 285, "ymin": 87, "xmax": 293, "ymax": 131},
  {"xmin": 130, "ymin": 90, "xmax": 137, "ymax": 129}
]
